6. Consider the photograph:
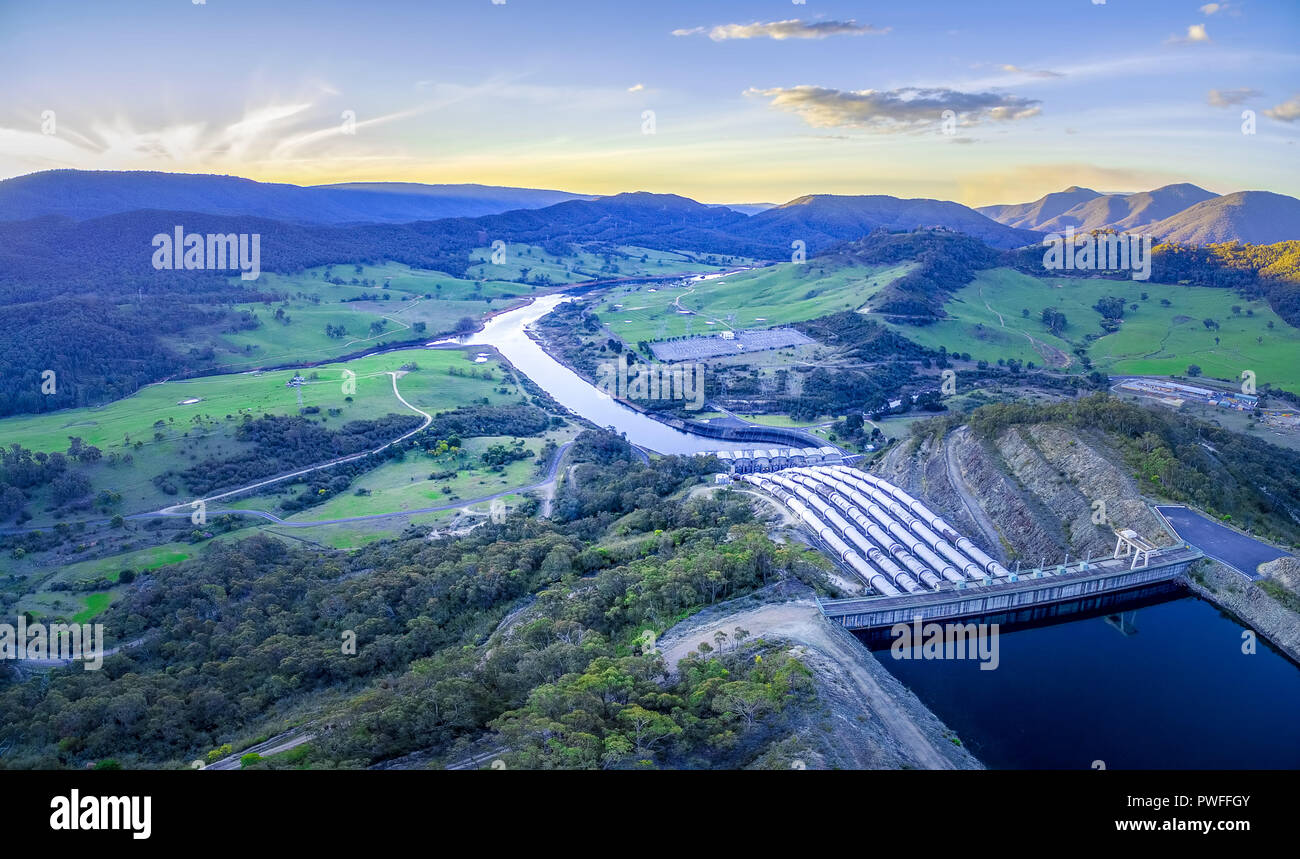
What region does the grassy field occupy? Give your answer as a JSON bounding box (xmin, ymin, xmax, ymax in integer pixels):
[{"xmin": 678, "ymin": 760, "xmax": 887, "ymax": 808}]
[
  {"xmin": 732, "ymin": 413, "xmax": 832, "ymax": 428},
  {"xmin": 178, "ymin": 261, "xmax": 541, "ymax": 374},
  {"xmin": 466, "ymin": 243, "xmax": 746, "ymax": 285},
  {"xmin": 0, "ymin": 348, "xmax": 523, "ymax": 525},
  {"xmin": 12, "ymin": 541, "xmax": 201, "ymax": 623},
  {"xmin": 178, "ymin": 250, "xmax": 744, "ymax": 373},
  {"xmin": 595, "ymin": 261, "xmax": 915, "ymax": 345},
  {"xmin": 882, "ymin": 267, "xmax": 1300, "ymax": 388}
]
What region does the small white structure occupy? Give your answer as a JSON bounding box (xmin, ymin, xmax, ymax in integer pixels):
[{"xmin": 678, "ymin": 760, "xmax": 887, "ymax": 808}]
[{"xmin": 1113, "ymin": 528, "xmax": 1157, "ymax": 569}]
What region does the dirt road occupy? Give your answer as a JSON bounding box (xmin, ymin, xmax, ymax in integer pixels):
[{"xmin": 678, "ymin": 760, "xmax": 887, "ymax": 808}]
[{"xmin": 658, "ymin": 599, "xmax": 966, "ymax": 770}]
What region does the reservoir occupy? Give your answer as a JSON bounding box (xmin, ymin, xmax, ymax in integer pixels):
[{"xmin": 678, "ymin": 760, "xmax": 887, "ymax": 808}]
[{"xmin": 866, "ymin": 590, "xmax": 1300, "ymax": 769}]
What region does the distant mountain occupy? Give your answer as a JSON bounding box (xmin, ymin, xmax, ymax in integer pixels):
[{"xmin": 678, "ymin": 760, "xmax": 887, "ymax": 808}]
[
  {"xmin": 712, "ymin": 202, "xmax": 778, "ymax": 215},
  {"xmin": 740, "ymin": 194, "xmax": 1040, "ymax": 251},
  {"xmin": 979, "ymin": 183, "xmax": 1219, "ymax": 233},
  {"xmin": 306, "ymin": 181, "xmax": 594, "ymax": 221},
  {"xmin": 1146, "ymin": 191, "xmax": 1300, "ymax": 245},
  {"xmin": 977, "ymin": 186, "xmax": 1102, "ymax": 230},
  {"xmin": 0, "ymin": 170, "xmax": 592, "ymax": 224}
]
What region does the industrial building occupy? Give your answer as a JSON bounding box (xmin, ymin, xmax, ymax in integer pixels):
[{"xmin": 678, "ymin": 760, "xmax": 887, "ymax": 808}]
[{"xmin": 713, "ymin": 446, "xmax": 843, "ymax": 474}]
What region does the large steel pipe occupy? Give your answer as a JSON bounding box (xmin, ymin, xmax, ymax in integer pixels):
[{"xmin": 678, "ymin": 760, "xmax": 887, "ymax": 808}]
[
  {"xmin": 812, "ymin": 469, "xmax": 982, "ymax": 580},
  {"xmin": 795, "ymin": 470, "xmax": 967, "ymax": 585},
  {"xmin": 824, "ymin": 469, "xmax": 981, "ymax": 580},
  {"xmin": 743, "ymin": 475, "xmax": 902, "ymax": 595},
  {"xmin": 834, "ymin": 467, "xmax": 1010, "ymax": 577},
  {"xmin": 785, "ymin": 474, "xmax": 943, "ymax": 590},
  {"xmin": 767, "ymin": 474, "xmax": 921, "ymax": 593}
]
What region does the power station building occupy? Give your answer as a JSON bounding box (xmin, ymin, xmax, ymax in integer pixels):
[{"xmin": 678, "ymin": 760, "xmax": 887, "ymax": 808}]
[{"xmin": 713, "ymin": 446, "xmax": 843, "ymax": 474}]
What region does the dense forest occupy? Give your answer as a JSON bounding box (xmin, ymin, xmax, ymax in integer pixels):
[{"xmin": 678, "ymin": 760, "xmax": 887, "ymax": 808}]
[{"xmin": 0, "ymin": 430, "xmax": 833, "ymax": 769}]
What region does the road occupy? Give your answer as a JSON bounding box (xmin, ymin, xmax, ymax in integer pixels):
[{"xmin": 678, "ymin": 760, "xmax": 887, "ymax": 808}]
[
  {"xmin": 202, "ymin": 729, "xmax": 316, "ymax": 770},
  {"xmin": 1154, "ymin": 505, "xmax": 1291, "ymax": 580},
  {"xmin": 2, "ymin": 374, "xmax": 572, "ymax": 534},
  {"xmin": 189, "ymin": 440, "xmax": 573, "ymax": 528}
]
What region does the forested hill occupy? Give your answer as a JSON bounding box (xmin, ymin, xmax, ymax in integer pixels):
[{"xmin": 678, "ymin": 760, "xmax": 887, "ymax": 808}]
[
  {"xmin": 821, "ymin": 229, "xmax": 1004, "ymax": 318},
  {"xmin": 0, "ymin": 430, "xmax": 836, "ymax": 770}
]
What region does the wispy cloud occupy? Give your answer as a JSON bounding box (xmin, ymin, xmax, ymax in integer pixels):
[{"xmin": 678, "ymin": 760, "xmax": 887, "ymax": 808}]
[
  {"xmin": 746, "ymin": 86, "xmax": 1040, "ymax": 131},
  {"xmin": 1207, "ymin": 88, "xmax": 1261, "ymax": 107},
  {"xmin": 999, "ymin": 64, "xmax": 1065, "ymax": 79},
  {"xmin": 674, "ymin": 20, "xmax": 889, "ymax": 41},
  {"xmin": 1264, "ymin": 94, "xmax": 1300, "ymax": 122},
  {"xmin": 627, "ymin": 83, "xmax": 645, "ymax": 93}
]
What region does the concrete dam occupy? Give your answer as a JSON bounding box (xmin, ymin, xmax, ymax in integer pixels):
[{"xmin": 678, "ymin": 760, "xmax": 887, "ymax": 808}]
[{"xmin": 741, "ymin": 465, "xmax": 1203, "ymax": 630}]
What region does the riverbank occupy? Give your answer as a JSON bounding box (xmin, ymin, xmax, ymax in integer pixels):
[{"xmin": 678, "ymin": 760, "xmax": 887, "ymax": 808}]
[{"xmin": 1185, "ymin": 558, "xmax": 1300, "ymax": 664}]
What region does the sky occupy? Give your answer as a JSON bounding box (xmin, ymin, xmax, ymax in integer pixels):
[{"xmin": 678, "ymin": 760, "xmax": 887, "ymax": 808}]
[{"xmin": 1, "ymin": 0, "xmax": 1298, "ymax": 207}]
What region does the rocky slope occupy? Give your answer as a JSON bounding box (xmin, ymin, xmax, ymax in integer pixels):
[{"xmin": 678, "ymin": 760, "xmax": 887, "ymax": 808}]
[
  {"xmin": 876, "ymin": 421, "xmax": 1169, "ymax": 568},
  {"xmin": 876, "ymin": 418, "xmax": 1299, "ymax": 660}
]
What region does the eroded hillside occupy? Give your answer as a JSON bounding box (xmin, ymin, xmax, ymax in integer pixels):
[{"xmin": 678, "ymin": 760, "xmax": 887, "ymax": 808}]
[{"xmin": 876, "ymin": 421, "xmax": 1169, "ymax": 567}]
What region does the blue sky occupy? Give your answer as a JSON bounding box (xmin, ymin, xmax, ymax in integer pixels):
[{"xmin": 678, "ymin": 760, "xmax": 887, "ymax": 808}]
[{"xmin": 1, "ymin": 0, "xmax": 1297, "ymax": 205}]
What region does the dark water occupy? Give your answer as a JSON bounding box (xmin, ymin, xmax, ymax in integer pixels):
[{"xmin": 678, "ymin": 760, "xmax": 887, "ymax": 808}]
[{"xmin": 864, "ymin": 588, "xmax": 1300, "ymax": 769}]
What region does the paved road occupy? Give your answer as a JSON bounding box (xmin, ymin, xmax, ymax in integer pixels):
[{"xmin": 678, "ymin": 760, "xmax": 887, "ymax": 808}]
[{"xmin": 1154, "ymin": 505, "xmax": 1291, "ymax": 580}]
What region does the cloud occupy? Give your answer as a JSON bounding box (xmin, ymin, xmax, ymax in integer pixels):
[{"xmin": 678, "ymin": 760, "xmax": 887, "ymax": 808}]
[
  {"xmin": 745, "ymin": 86, "xmax": 1041, "ymax": 131},
  {"xmin": 1264, "ymin": 94, "xmax": 1300, "ymax": 122},
  {"xmin": 1199, "ymin": 3, "xmax": 1231, "ymax": 14},
  {"xmin": 1167, "ymin": 24, "xmax": 1211, "ymax": 44},
  {"xmin": 999, "ymin": 64, "xmax": 1065, "ymax": 79},
  {"xmin": 1207, "ymin": 88, "xmax": 1261, "ymax": 107},
  {"xmin": 673, "ymin": 19, "xmax": 889, "ymax": 41},
  {"xmin": 627, "ymin": 83, "xmax": 645, "ymax": 93}
]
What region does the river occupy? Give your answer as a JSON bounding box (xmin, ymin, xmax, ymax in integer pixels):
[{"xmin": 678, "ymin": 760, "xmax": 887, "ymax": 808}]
[{"xmin": 433, "ymin": 290, "xmax": 777, "ymax": 455}]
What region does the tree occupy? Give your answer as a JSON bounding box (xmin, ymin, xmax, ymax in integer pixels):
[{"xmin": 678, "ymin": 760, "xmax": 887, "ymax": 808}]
[
  {"xmin": 617, "ymin": 704, "xmax": 681, "ymax": 757},
  {"xmin": 712, "ymin": 681, "xmax": 774, "ymax": 728},
  {"xmin": 1187, "ymin": 365, "xmax": 1202, "ymax": 377},
  {"xmin": 1041, "ymin": 307, "xmax": 1067, "ymax": 334}
]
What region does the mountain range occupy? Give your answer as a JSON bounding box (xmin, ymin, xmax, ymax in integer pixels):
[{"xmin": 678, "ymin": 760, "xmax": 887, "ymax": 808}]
[
  {"xmin": 979, "ymin": 183, "xmax": 1300, "ymax": 244},
  {"xmin": 1, "ymin": 170, "xmax": 1297, "ymax": 248}
]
